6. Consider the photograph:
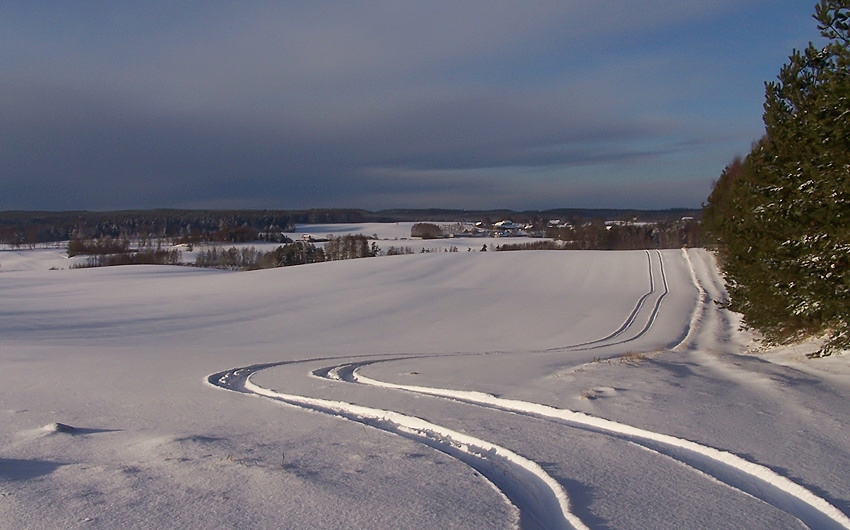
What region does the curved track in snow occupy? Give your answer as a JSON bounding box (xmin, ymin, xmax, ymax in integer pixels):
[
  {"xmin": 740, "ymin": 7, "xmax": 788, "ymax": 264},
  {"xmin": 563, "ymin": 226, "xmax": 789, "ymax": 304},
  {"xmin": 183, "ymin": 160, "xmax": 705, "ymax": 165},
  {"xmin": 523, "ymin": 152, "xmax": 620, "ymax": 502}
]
[
  {"xmin": 541, "ymin": 249, "xmax": 668, "ymax": 352},
  {"xmin": 206, "ymin": 249, "xmax": 669, "ymax": 528},
  {"xmin": 208, "ymin": 361, "xmax": 586, "ymax": 530},
  {"xmin": 206, "ymin": 249, "xmax": 850, "ymax": 529},
  {"xmin": 315, "ymin": 358, "xmax": 850, "ymax": 530}
]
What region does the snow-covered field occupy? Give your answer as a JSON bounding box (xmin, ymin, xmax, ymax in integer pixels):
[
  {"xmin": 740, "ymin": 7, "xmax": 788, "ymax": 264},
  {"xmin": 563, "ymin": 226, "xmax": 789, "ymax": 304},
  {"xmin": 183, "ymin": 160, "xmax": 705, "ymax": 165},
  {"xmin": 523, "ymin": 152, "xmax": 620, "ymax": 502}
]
[
  {"xmin": 2, "ymin": 230, "xmax": 849, "ymax": 529},
  {"xmin": 0, "ymin": 223, "xmax": 540, "ymax": 271}
]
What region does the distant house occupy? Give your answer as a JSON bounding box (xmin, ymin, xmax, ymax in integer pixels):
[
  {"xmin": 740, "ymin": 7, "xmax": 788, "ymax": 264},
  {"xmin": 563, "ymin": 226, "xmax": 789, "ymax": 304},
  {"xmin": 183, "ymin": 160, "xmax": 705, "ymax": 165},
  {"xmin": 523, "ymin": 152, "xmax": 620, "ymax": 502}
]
[{"xmin": 493, "ymin": 220, "xmax": 520, "ymax": 230}]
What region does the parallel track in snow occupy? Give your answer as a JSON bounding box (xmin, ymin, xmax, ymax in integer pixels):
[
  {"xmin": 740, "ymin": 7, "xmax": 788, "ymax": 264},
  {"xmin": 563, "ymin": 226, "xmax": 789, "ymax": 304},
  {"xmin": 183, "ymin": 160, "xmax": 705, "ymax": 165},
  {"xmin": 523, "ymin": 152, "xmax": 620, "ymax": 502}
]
[
  {"xmin": 206, "ymin": 249, "xmax": 850, "ymax": 529},
  {"xmin": 560, "ymin": 249, "xmax": 669, "ymax": 351},
  {"xmin": 315, "ymin": 357, "xmax": 850, "ymax": 530},
  {"xmin": 205, "ymin": 249, "xmax": 669, "ymax": 529},
  {"xmin": 208, "ymin": 362, "xmax": 586, "ymax": 530}
]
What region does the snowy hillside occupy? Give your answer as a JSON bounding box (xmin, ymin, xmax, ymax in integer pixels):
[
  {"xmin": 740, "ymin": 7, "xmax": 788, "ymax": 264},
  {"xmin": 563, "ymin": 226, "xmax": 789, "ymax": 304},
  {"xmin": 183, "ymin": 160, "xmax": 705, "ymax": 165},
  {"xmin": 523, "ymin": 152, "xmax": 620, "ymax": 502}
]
[{"xmin": 1, "ymin": 242, "xmax": 849, "ymax": 529}]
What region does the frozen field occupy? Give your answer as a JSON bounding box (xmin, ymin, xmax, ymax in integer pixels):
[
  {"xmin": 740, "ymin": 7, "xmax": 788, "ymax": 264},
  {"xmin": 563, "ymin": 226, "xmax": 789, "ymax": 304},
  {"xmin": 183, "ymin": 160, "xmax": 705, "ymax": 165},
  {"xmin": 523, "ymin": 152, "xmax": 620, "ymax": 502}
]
[{"xmin": 1, "ymin": 237, "xmax": 849, "ymax": 529}]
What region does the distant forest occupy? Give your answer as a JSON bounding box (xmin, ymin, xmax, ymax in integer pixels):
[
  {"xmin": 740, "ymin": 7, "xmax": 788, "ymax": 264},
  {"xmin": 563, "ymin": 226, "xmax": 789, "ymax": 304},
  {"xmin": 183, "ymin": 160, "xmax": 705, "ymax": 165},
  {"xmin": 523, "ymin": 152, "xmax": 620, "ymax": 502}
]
[{"xmin": 0, "ymin": 208, "xmax": 699, "ymax": 246}]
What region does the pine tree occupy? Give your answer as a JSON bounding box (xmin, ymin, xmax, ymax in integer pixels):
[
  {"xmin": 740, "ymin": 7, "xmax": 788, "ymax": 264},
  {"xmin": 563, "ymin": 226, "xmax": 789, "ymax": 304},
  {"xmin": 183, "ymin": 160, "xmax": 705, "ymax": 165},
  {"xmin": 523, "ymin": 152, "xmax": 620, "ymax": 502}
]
[{"xmin": 704, "ymin": 0, "xmax": 850, "ymax": 355}]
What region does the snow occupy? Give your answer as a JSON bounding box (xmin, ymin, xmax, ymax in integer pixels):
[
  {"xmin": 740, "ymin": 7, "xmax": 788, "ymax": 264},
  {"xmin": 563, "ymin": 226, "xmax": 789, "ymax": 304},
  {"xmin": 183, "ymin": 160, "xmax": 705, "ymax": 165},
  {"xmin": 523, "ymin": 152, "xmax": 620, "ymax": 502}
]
[
  {"xmin": 1, "ymin": 236, "xmax": 849, "ymax": 529},
  {"xmin": 0, "ymin": 245, "xmax": 76, "ymax": 272}
]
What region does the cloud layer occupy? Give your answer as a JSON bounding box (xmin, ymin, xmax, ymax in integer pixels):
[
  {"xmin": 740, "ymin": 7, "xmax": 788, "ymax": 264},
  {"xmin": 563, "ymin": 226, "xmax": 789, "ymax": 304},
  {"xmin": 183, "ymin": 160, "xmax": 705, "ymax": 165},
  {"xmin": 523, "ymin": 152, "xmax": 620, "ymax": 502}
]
[{"xmin": 1, "ymin": 1, "xmax": 816, "ymax": 210}]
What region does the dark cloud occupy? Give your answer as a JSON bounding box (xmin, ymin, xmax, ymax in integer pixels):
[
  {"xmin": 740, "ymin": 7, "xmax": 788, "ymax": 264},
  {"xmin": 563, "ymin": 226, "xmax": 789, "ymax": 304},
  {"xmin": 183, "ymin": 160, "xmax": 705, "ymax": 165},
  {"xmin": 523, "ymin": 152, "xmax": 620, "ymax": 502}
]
[{"xmin": 0, "ymin": 1, "xmax": 816, "ymax": 210}]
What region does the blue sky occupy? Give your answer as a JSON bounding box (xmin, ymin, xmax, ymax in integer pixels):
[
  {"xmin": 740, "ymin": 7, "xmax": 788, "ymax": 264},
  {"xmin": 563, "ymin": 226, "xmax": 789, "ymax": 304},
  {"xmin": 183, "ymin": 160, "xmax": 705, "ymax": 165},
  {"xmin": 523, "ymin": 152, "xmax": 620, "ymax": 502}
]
[{"xmin": 0, "ymin": 2, "xmax": 821, "ymax": 211}]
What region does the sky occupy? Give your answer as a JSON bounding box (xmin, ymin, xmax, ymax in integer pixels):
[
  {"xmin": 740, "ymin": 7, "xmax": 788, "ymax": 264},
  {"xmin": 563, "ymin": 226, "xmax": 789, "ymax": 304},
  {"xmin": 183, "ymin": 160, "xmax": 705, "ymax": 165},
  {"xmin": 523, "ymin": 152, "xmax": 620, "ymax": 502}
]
[{"xmin": 0, "ymin": 1, "xmax": 822, "ymax": 212}]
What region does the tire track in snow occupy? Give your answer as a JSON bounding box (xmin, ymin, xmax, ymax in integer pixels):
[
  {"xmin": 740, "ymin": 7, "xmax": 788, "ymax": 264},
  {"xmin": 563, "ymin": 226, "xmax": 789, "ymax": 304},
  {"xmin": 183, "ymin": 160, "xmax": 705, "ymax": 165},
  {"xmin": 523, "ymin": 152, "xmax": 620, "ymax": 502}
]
[
  {"xmin": 671, "ymin": 247, "xmax": 709, "ymax": 352},
  {"xmin": 201, "ymin": 249, "xmax": 713, "ymax": 528},
  {"xmin": 590, "ymin": 248, "xmax": 669, "ymax": 350},
  {"xmin": 316, "ymin": 362, "xmax": 850, "ymax": 529},
  {"xmin": 311, "ymin": 250, "xmax": 850, "ymax": 529},
  {"xmin": 320, "ymin": 249, "xmax": 850, "ymax": 528},
  {"xmin": 554, "ymin": 250, "xmax": 666, "ymax": 352},
  {"xmin": 673, "ymin": 248, "xmax": 735, "ymax": 352},
  {"xmin": 206, "ymin": 364, "xmax": 589, "ymax": 530}
]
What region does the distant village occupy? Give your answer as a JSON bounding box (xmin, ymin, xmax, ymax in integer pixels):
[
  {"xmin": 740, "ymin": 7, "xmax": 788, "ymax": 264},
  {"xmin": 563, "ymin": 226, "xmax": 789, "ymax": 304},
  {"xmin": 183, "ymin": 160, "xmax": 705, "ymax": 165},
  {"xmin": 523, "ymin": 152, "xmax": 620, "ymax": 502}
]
[
  {"xmin": 0, "ymin": 208, "xmax": 701, "ymax": 251},
  {"xmin": 412, "ymin": 216, "xmax": 701, "ymax": 250}
]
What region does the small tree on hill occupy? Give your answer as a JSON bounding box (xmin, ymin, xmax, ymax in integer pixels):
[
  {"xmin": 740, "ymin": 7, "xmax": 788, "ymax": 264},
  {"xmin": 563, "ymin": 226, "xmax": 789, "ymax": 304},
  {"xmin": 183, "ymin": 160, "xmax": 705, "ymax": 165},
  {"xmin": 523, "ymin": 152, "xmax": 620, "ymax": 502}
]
[{"xmin": 410, "ymin": 223, "xmax": 443, "ymax": 239}]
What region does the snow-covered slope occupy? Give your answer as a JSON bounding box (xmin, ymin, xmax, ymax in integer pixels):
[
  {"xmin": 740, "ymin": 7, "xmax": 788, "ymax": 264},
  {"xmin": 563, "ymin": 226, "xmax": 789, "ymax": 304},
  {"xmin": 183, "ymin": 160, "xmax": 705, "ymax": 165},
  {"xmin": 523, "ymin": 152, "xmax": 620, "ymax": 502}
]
[{"xmin": 1, "ymin": 246, "xmax": 848, "ymax": 529}]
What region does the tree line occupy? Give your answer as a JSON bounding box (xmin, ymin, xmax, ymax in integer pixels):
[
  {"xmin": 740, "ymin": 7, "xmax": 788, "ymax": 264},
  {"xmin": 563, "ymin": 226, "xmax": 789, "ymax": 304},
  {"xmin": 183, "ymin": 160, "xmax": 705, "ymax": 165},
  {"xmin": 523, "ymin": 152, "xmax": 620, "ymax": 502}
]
[
  {"xmin": 194, "ymin": 235, "xmax": 374, "ymax": 271},
  {"xmin": 546, "ymin": 219, "xmax": 701, "ymax": 250},
  {"xmin": 0, "ymin": 208, "xmax": 699, "ymax": 247}
]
